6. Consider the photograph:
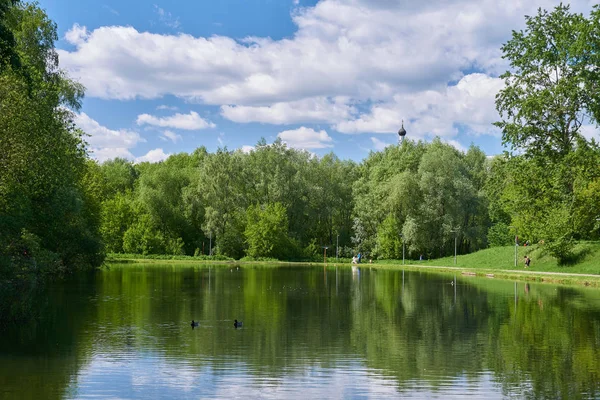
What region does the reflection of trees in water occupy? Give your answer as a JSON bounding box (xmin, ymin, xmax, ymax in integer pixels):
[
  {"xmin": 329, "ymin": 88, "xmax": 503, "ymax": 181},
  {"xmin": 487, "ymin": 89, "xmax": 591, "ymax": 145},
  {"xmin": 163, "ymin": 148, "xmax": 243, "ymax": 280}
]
[
  {"xmin": 355, "ymin": 273, "xmax": 600, "ymax": 398},
  {"xmin": 0, "ymin": 273, "xmax": 99, "ymax": 400},
  {"xmin": 2, "ymin": 266, "xmax": 599, "ymax": 398}
]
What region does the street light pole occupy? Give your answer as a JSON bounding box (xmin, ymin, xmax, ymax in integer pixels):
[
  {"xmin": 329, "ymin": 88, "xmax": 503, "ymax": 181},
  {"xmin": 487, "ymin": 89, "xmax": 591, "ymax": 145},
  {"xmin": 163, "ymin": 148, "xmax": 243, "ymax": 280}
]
[
  {"xmin": 450, "ymin": 227, "xmax": 460, "ymax": 265},
  {"xmin": 400, "ymin": 234, "xmax": 405, "ymax": 265},
  {"xmin": 509, "ymin": 226, "xmax": 517, "ymax": 267},
  {"xmin": 454, "ymin": 234, "xmax": 457, "ymax": 265}
]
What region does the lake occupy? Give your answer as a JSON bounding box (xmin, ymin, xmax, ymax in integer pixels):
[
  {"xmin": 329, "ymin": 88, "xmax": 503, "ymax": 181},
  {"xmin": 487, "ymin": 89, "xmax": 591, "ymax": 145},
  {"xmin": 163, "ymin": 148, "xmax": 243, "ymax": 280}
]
[{"xmin": 1, "ymin": 263, "xmax": 599, "ymax": 399}]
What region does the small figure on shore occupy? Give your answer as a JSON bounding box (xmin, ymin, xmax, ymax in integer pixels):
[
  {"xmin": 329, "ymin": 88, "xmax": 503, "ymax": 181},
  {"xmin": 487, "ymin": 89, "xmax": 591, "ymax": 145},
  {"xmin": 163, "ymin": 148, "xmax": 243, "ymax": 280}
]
[
  {"xmin": 369, "ymin": 258, "xmax": 373, "ymax": 264},
  {"xmin": 357, "ymin": 252, "xmax": 362, "ymax": 263},
  {"xmin": 191, "ymin": 320, "xmax": 199, "ymax": 328},
  {"xmin": 419, "ymin": 254, "xmax": 423, "ymax": 261},
  {"xmin": 524, "ymin": 255, "xmax": 531, "ymax": 268},
  {"xmin": 352, "ymin": 256, "xmax": 358, "ymax": 264},
  {"xmin": 234, "ymin": 319, "xmax": 243, "ymax": 329}
]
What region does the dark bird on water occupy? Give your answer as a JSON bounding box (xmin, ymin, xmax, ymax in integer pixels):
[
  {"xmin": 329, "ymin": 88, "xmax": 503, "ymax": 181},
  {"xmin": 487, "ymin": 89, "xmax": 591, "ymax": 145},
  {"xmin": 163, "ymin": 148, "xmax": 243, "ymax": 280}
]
[
  {"xmin": 191, "ymin": 320, "xmax": 199, "ymax": 328},
  {"xmin": 234, "ymin": 319, "xmax": 243, "ymax": 328}
]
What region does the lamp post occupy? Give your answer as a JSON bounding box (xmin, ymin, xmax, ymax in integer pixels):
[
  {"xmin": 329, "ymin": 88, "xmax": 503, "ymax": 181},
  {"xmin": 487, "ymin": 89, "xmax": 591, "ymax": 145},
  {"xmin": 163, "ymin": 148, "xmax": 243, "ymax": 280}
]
[
  {"xmin": 450, "ymin": 227, "xmax": 460, "ymax": 265},
  {"xmin": 509, "ymin": 226, "xmax": 517, "ymax": 267},
  {"xmin": 400, "ymin": 233, "xmax": 405, "ymax": 265},
  {"xmin": 323, "ymin": 246, "xmax": 329, "ymax": 264},
  {"xmin": 336, "ymin": 234, "xmax": 339, "ymax": 261},
  {"xmin": 209, "ymin": 232, "xmax": 212, "ymax": 256}
]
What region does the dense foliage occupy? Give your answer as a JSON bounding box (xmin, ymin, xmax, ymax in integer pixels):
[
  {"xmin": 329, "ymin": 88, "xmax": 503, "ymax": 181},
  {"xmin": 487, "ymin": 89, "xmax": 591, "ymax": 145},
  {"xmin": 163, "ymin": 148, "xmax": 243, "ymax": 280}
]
[
  {"xmin": 94, "ymin": 139, "xmax": 493, "ymax": 261},
  {"xmin": 0, "ymin": 1, "xmax": 103, "ymax": 321}
]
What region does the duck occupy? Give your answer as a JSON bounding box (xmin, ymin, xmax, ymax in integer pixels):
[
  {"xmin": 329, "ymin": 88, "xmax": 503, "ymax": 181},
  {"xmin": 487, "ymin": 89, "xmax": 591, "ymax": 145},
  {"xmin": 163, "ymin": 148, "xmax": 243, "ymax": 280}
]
[
  {"xmin": 234, "ymin": 319, "xmax": 243, "ymax": 328},
  {"xmin": 191, "ymin": 320, "xmax": 199, "ymax": 328}
]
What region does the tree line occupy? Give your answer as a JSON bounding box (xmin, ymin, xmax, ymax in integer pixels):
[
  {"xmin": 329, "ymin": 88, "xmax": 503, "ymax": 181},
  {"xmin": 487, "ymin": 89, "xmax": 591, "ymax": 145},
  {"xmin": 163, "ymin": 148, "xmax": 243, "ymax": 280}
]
[{"xmin": 2, "ymin": 0, "xmax": 600, "ymax": 299}]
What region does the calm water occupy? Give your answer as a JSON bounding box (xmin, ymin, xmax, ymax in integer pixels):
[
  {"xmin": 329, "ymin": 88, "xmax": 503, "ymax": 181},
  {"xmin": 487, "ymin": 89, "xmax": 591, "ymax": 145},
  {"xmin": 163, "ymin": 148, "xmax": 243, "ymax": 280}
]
[{"xmin": 1, "ymin": 264, "xmax": 600, "ymax": 399}]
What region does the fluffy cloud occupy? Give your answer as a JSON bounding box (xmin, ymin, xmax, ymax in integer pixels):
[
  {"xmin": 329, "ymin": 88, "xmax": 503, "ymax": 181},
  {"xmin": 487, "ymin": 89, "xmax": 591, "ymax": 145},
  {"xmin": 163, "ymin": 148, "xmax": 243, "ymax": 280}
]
[
  {"xmin": 75, "ymin": 112, "xmax": 144, "ymax": 162},
  {"xmin": 336, "ymin": 73, "xmax": 504, "ymax": 139},
  {"xmin": 160, "ymin": 130, "xmax": 182, "ymax": 143},
  {"xmin": 135, "ymin": 148, "xmax": 171, "ymax": 163},
  {"xmin": 277, "ymin": 127, "xmax": 333, "ymax": 149},
  {"xmin": 92, "ymin": 147, "xmax": 135, "ymax": 162},
  {"xmin": 136, "ymin": 111, "xmax": 215, "ymax": 130},
  {"xmin": 221, "ymin": 97, "xmax": 354, "ymax": 124},
  {"xmin": 59, "ymin": 0, "xmax": 595, "ymax": 139},
  {"xmin": 59, "ymin": 0, "xmax": 584, "ymax": 104}
]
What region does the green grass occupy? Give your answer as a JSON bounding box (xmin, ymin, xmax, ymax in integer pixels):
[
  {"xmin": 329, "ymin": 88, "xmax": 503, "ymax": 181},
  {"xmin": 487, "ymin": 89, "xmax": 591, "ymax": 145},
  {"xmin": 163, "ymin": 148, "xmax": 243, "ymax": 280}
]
[{"xmin": 411, "ymin": 242, "xmax": 600, "ymax": 275}]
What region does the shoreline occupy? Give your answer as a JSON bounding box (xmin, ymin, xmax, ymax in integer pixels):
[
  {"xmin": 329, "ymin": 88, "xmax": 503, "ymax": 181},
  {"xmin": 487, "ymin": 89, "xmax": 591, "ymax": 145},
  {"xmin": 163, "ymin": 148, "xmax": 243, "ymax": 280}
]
[{"xmin": 105, "ymin": 257, "xmax": 600, "ymax": 288}]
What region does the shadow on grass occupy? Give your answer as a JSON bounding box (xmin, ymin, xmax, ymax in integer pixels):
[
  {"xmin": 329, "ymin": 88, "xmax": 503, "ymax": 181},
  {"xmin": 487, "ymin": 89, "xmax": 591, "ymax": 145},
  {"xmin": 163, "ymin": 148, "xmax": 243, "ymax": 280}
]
[{"xmin": 558, "ymin": 246, "xmax": 593, "ymax": 266}]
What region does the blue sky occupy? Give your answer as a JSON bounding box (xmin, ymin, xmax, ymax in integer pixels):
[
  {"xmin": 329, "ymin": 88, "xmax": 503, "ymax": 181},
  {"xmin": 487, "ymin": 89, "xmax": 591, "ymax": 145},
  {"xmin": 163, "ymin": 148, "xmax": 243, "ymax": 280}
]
[{"xmin": 38, "ymin": 0, "xmax": 597, "ymax": 162}]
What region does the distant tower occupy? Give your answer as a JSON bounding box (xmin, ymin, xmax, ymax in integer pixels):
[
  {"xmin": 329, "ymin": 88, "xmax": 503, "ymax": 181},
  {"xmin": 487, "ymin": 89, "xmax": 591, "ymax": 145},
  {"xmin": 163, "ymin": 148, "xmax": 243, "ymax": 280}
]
[{"xmin": 398, "ymin": 120, "xmax": 407, "ymax": 144}]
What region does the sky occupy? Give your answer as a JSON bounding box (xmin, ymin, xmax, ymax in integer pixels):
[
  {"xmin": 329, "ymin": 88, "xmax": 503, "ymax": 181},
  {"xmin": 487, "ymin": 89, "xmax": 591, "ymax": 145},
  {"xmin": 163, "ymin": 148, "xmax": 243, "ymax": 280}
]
[{"xmin": 37, "ymin": 0, "xmax": 599, "ymax": 163}]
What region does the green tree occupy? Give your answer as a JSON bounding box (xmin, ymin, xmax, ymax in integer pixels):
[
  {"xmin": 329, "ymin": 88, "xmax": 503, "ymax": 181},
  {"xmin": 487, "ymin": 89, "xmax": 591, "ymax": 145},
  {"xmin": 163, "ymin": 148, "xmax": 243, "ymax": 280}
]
[
  {"xmin": 245, "ymin": 203, "xmax": 290, "ymax": 259},
  {"xmin": 495, "ymin": 4, "xmax": 600, "ymax": 157},
  {"xmin": 493, "ymin": 5, "xmax": 600, "ymax": 262}
]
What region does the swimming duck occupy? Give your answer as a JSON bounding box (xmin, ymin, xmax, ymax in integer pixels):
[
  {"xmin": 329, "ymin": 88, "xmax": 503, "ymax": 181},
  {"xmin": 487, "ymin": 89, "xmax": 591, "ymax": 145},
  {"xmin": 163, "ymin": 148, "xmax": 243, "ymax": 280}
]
[
  {"xmin": 234, "ymin": 319, "xmax": 243, "ymax": 328},
  {"xmin": 191, "ymin": 320, "xmax": 199, "ymax": 328}
]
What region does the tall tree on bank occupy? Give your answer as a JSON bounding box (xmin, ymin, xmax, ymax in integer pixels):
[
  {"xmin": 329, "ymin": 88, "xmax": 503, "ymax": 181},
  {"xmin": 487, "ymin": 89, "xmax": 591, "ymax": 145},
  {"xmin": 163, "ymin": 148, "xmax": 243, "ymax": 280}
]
[
  {"xmin": 495, "ymin": 4, "xmax": 600, "ymax": 157},
  {"xmin": 1, "ymin": 0, "xmax": 103, "ymax": 301},
  {"xmin": 494, "ymin": 4, "xmax": 600, "ymax": 261}
]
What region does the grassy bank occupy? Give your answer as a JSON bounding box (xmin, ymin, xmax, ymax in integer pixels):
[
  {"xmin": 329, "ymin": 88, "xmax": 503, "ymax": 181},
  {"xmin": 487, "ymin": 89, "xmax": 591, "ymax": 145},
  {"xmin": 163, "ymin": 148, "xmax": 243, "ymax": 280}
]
[
  {"xmin": 411, "ymin": 242, "xmax": 600, "ymax": 275},
  {"xmin": 106, "ymin": 242, "xmax": 600, "ymax": 287}
]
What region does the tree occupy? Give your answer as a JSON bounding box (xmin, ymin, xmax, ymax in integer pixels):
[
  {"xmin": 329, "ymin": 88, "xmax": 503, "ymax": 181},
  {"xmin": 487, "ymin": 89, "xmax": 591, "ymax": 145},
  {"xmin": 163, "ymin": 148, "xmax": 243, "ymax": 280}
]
[
  {"xmin": 245, "ymin": 203, "xmax": 290, "ymax": 259},
  {"xmin": 1, "ymin": 2, "xmax": 102, "ymax": 275},
  {"xmin": 495, "ymin": 4, "xmax": 600, "ymax": 158},
  {"xmin": 493, "ymin": 5, "xmax": 600, "ymax": 262}
]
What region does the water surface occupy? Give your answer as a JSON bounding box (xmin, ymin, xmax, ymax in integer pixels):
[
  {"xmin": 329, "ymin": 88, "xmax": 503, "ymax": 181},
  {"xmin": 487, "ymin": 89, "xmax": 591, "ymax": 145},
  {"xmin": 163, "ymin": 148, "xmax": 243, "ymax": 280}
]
[{"xmin": 1, "ymin": 264, "xmax": 599, "ymax": 399}]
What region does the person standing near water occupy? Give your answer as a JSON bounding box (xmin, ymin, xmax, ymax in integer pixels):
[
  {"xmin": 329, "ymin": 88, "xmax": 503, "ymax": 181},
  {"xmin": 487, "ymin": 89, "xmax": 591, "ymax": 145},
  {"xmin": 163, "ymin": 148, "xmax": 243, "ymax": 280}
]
[{"xmin": 524, "ymin": 255, "xmax": 531, "ymax": 268}]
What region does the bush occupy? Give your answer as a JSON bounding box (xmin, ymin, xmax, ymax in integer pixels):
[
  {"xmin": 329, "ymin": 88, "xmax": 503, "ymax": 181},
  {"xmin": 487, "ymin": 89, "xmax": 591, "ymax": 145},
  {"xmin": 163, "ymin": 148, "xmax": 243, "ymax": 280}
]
[{"xmin": 544, "ymin": 236, "xmax": 575, "ymax": 265}]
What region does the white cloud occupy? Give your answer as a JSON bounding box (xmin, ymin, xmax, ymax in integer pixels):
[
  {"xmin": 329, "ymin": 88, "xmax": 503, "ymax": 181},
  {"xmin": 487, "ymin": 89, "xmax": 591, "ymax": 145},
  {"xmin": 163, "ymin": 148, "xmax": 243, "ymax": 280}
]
[
  {"xmin": 156, "ymin": 104, "xmax": 178, "ymax": 111},
  {"xmin": 240, "ymin": 145, "xmax": 254, "ymax": 154},
  {"xmin": 160, "ymin": 130, "xmax": 182, "ymax": 143},
  {"xmin": 371, "ymin": 137, "xmax": 393, "ymax": 151},
  {"xmin": 135, "ymin": 148, "xmax": 170, "ymax": 163},
  {"xmin": 59, "ymin": 0, "xmax": 580, "ymax": 103},
  {"xmin": 94, "ymin": 148, "xmax": 135, "ymax": 162},
  {"xmin": 75, "ymin": 112, "xmax": 144, "ymax": 162},
  {"xmin": 58, "ymin": 0, "xmax": 595, "ymax": 136},
  {"xmin": 65, "ymin": 23, "xmax": 89, "ymax": 46},
  {"xmin": 336, "ymin": 73, "xmax": 504, "ymax": 139},
  {"xmin": 154, "ymin": 5, "xmax": 180, "ymax": 29},
  {"xmin": 221, "ymin": 97, "xmax": 354, "ymax": 124},
  {"xmin": 136, "ymin": 111, "xmax": 215, "ymax": 130},
  {"xmin": 277, "ymin": 127, "xmax": 333, "ymax": 150}
]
